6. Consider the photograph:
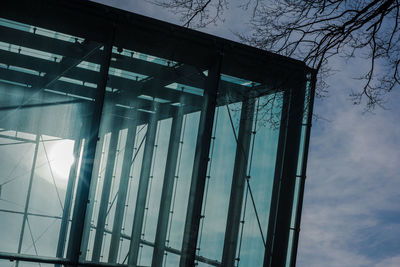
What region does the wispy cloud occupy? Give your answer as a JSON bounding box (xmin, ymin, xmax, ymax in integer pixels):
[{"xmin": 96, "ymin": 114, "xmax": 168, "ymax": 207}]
[
  {"xmin": 297, "ymin": 64, "xmax": 400, "ymax": 266},
  {"xmin": 89, "ymin": 2, "xmax": 400, "ymax": 265}
]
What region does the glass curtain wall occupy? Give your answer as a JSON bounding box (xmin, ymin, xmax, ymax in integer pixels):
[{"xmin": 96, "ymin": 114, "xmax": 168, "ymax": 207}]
[
  {"xmin": 0, "ymin": 2, "xmax": 314, "ymax": 267},
  {"xmin": 80, "ymin": 43, "xmax": 207, "ymax": 266},
  {"xmin": 0, "ymin": 15, "xmax": 108, "ymax": 265},
  {"xmin": 194, "ymin": 72, "xmax": 285, "ymax": 267}
]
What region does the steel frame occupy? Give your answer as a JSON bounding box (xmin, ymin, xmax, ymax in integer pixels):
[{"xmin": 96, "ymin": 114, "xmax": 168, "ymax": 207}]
[
  {"xmin": 152, "ymin": 104, "xmax": 184, "ymax": 267},
  {"xmin": 0, "ymin": 1, "xmax": 316, "ymax": 266},
  {"xmin": 221, "ymin": 97, "xmax": 256, "ymax": 266},
  {"xmin": 128, "ymin": 101, "xmax": 160, "ymax": 266}
]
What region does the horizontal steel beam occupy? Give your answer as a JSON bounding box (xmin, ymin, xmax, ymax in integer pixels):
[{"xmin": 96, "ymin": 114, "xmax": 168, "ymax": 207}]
[
  {"xmin": 98, "ymin": 227, "xmax": 222, "ymax": 266},
  {"xmin": 0, "ymin": 208, "xmax": 62, "ymax": 219}
]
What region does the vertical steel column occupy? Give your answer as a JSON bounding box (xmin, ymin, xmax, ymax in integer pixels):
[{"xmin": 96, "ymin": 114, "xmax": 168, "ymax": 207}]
[
  {"xmin": 15, "ymin": 134, "xmax": 40, "ymax": 267},
  {"xmin": 56, "ymin": 138, "xmax": 83, "ymax": 260},
  {"xmin": 152, "ymin": 106, "xmax": 184, "ymax": 267},
  {"xmin": 66, "ymin": 39, "xmax": 114, "ymax": 265},
  {"xmin": 263, "ymin": 76, "xmax": 306, "ymax": 267},
  {"xmin": 92, "ymin": 121, "xmax": 121, "ymax": 261},
  {"xmin": 128, "ymin": 102, "xmax": 160, "ymax": 266},
  {"xmin": 264, "ymin": 91, "xmax": 290, "ymax": 267},
  {"xmin": 80, "ymin": 134, "xmax": 104, "ymax": 261},
  {"xmin": 179, "ymin": 56, "xmax": 221, "ymax": 267},
  {"xmin": 108, "ymin": 111, "xmax": 138, "ymax": 263},
  {"xmin": 221, "ymin": 97, "xmax": 255, "ymax": 266},
  {"xmin": 289, "ymin": 72, "xmax": 316, "ymax": 267}
]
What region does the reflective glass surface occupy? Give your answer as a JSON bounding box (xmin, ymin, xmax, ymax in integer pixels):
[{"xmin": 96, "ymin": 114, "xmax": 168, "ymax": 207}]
[
  {"xmin": 0, "ymin": 16, "xmax": 105, "ymax": 262},
  {"xmin": 0, "ymin": 2, "xmax": 314, "ymax": 267},
  {"xmin": 80, "ymin": 44, "xmax": 205, "ymax": 266}
]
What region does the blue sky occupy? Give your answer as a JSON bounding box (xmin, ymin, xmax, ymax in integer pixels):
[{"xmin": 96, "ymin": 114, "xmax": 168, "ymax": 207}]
[
  {"xmin": 88, "ymin": 1, "xmax": 400, "ymax": 266},
  {"xmin": 0, "ymin": 1, "xmax": 397, "ymax": 266}
]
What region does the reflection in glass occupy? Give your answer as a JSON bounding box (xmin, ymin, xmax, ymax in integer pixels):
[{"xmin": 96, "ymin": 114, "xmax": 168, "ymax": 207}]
[
  {"xmin": 0, "ymin": 5, "xmax": 313, "ymax": 266},
  {"xmin": 0, "ymin": 15, "xmax": 105, "ymax": 262}
]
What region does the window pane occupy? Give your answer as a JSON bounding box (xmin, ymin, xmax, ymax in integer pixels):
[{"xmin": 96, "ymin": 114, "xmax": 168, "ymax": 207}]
[
  {"xmin": 236, "ymin": 94, "xmax": 282, "ymax": 266},
  {"xmin": 196, "ymin": 71, "xmax": 284, "ymax": 266},
  {"xmin": 80, "ymin": 43, "xmax": 207, "ymax": 266},
  {"xmin": 195, "ymin": 102, "xmax": 240, "ymax": 262},
  {"xmin": 0, "ymin": 16, "xmax": 105, "ymax": 261}
]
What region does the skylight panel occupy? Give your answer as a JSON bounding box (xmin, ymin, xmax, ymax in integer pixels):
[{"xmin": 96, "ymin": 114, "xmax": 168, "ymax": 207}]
[
  {"xmin": 0, "ymin": 41, "xmax": 63, "ymax": 62},
  {"xmin": 165, "ymin": 82, "xmax": 204, "ymax": 96},
  {"xmin": 5, "ymin": 65, "xmax": 45, "ymax": 76},
  {"xmin": 220, "ymin": 73, "xmax": 260, "ymax": 87},
  {"xmin": 170, "ymin": 102, "xmax": 185, "ymax": 107},
  {"xmin": 112, "ymin": 46, "xmax": 178, "ymax": 67},
  {"xmin": 116, "ymin": 104, "xmax": 132, "ymax": 109},
  {"xmin": 58, "ymin": 76, "xmax": 97, "ymax": 88},
  {"xmin": 0, "ymin": 78, "xmax": 31, "ymax": 87},
  {"xmin": 44, "ymin": 89, "xmax": 95, "ymax": 101},
  {"xmin": 137, "ymin": 108, "xmax": 156, "ymax": 114},
  {"xmin": 0, "ymin": 18, "xmax": 30, "ymax": 32},
  {"xmin": 77, "ymin": 61, "xmax": 100, "ymax": 72},
  {"xmin": 0, "ymin": 18, "xmax": 84, "ymax": 43},
  {"xmin": 109, "ymin": 67, "xmax": 148, "ymax": 81},
  {"xmin": 138, "ymin": 94, "xmax": 170, "ymax": 103}
]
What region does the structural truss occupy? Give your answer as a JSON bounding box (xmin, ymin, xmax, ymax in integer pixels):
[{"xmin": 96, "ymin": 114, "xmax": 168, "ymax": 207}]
[{"xmin": 0, "ymin": 0, "xmax": 316, "ymax": 266}]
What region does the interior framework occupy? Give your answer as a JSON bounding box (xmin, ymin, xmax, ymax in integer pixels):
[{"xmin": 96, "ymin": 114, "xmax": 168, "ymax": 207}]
[{"xmin": 0, "ymin": 0, "xmax": 316, "ymax": 266}]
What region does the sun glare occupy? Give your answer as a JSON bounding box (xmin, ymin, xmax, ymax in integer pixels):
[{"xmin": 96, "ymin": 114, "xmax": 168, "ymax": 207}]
[{"xmin": 49, "ymin": 140, "xmax": 75, "ymax": 179}]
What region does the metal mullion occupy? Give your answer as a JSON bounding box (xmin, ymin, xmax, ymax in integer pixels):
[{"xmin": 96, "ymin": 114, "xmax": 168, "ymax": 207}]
[
  {"xmin": 179, "ymin": 54, "xmax": 222, "ymax": 267},
  {"xmin": 66, "ymin": 35, "xmax": 114, "ymax": 266},
  {"xmin": 221, "ymin": 97, "xmax": 255, "ymax": 266},
  {"xmin": 152, "ymin": 104, "xmax": 184, "ymax": 267},
  {"xmin": 106, "ymin": 230, "xmax": 222, "ymax": 267},
  {"xmin": 0, "ymin": 99, "xmax": 85, "ymax": 111},
  {"xmin": 127, "ymin": 101, "xmax": 160, "ymax": 266},
  {"xmin": 108, "ymin": 110, "xmax": 138, "ymax": 263},
  {"xmin": 15, "ymin": 134, "xmax": 40, "ymax": 267},
  {"xmin": 289, "ymin": 71, "xmax": 316, "ymax": 267},
  {"xmin": 264, "ymin": 91, "xmax": 290, "ymax": 265},
  {"xmin": 263, "ymin": 77, "xmax": 306, "ymax": 267},
  {"xmin": 0, "ymin": 49, "xmax": 59, "ymax": 74},
  {"xmin": 0, "ymin": 208, "xmax": 62, "ymax": 219},
  {"xmin": 80, "ymin": 134, "xmax": 105, "ymax": 261},
  {"xmin": 56, "ymin": 137, "xmax": 83, "ymax": 261},
  {"xmin": 0, "ymin": 25, "xmax": 82, "ymax": 59},
  {"xmin": 0, "ymin": 133, "xmax": 36, "ymax": 143},
  {"xmin": 0, "ymin": 142, "xmax": 27, "ymax": 146},
  {"xmin": 0, "ymin": 252, "xmax": 70, "ymax": 266},
  {"xmin": 92, "ymin": 124, "xmax": 121, "ymax": 262}
]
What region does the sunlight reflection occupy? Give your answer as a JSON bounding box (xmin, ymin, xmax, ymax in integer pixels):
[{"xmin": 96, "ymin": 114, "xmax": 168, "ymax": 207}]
[{"xmin": 49, "ymin": 140, "xmax": 75, "ymax": 179}]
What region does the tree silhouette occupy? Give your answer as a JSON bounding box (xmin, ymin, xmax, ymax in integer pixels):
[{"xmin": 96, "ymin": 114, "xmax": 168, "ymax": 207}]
[{"xmin": 154, "ymin": 0, "xmax": 400, "ymax": 109}]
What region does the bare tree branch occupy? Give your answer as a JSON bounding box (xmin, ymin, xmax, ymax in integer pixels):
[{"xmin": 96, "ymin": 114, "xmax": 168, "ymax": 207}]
[{"xmin": 155, "ymin": 0, "xmax": 400, "ymax": 111}]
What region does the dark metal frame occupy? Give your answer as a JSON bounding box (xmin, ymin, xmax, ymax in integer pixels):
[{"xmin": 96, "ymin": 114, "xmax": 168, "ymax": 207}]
[{"xmin": 0, "ymin": 0, "xmax": 316, "ymax": 266}]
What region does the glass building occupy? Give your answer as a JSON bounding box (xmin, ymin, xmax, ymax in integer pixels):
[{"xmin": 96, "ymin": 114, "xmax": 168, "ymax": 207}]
[{"xmin": 0, "ymin": 0, "xmax": 316, "ymax": 266}]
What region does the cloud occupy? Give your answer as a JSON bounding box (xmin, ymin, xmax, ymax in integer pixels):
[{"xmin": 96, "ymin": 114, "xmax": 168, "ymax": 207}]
[
  {"xmin": 297, "ymin": 61, "xmax": 400, "ymax": 266},
  {"xmin": 374, "ymin": 255, "xmax": 400, "ymax": 267},
  {"xmin": 83, "ymin": 2, "xmax": 400, "ymax": 266}
]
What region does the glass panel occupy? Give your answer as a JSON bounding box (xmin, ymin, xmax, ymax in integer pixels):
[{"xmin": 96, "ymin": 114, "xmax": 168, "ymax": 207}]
[
  {"xmin": 233, "ymin": 94, "xmax": 282, "ymax": 266},
  {"xmin": 195, "ymin": 103, "xmax": 240, "ymax": 262},
  {"xmin": 164, "ymin": 253, "xmax": 180, "ymax": 266},
  {"xmin": 286, "ymin": 77, "xmax": 313, "ymax": 265},
  {"xmin": 0, "ymin": 260, "xmax": 56, "ymax": 267},
  {"xmin": 0, "ymin": 15, "xmax": 105, "ymax": 262},
  {"xmin": 0, "ymin": 213, "xmax": 22, "ymax": 253},
  {"xmin": 166, "ymin": 111, "xmax": 200, "ymax": 250},
  {"xmin": 286, "ymin": 230, "xmax": 295, "ymax": 267},
  {"xmin": 80, "ymin": 43, "xmax": 206, "ymax": 266},
  {"xmin": 196, "ymin": 70, "xmax": 284, "ymax": 265},
  {"xmin": 296, "ymin": 126, "xmax": 307, "ymax": 176},
  {"xmin": 0, "ymin": 5, "xmax": 313, "ymax": 267}
]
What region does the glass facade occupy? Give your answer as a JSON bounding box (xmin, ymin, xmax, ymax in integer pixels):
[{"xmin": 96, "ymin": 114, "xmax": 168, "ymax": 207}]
[{"xmin": 0, "ymin": 1, "xmax": 315, "ymax": 266}]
